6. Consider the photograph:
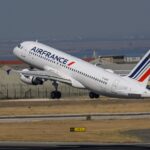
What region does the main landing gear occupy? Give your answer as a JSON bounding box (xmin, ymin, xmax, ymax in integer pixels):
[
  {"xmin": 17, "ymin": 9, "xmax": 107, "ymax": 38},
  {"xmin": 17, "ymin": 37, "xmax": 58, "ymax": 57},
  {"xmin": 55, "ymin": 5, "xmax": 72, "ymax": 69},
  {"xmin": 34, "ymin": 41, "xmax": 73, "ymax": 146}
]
[
  {"xmin": 89, "ymin": 92, "xmax": 99, "ymax": 99},
  {"xmin": 50, "ymin": 81, "xmax": 62, "ymax": 99}
]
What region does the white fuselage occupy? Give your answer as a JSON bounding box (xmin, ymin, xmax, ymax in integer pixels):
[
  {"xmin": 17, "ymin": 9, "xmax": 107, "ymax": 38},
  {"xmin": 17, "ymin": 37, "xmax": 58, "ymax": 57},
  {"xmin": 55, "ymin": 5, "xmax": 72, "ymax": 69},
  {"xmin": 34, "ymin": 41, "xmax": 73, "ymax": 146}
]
[{"xmin": 13, "ymin": 41, "xmax": 150, "ymax": 98}]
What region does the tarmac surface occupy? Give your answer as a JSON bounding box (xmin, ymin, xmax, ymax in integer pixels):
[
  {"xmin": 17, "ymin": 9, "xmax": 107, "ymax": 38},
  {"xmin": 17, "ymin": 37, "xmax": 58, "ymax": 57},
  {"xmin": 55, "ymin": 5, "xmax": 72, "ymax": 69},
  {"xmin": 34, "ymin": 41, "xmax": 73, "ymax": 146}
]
[
  {"xmin": 125, "ymin": 129, "xmax": 150, "ymax": 143},
  {"xmin": 0, "ymin": 142, "xmax": 149, "ymax": 150},
  {"xmin": 0, "ymin": 112, "xmax": 150, "ymax": 122}
]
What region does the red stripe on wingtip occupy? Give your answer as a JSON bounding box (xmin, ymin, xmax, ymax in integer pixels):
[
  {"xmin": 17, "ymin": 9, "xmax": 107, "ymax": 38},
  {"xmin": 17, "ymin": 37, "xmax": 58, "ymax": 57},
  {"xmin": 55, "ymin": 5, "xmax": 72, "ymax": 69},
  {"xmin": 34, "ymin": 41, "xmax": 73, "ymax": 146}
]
[
  {"xmin": 138, "ymin": 68, "xmax": 150, "ymax": 82},
  {"xmin": 68, "ymin": 61, "xmax": 75, "ymax": 66}
]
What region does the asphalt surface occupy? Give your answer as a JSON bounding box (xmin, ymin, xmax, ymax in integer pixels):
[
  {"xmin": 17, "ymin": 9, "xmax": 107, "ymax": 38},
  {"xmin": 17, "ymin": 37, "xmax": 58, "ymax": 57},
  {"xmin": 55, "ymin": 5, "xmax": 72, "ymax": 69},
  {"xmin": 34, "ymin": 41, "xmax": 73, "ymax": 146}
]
[
  {"xmin": 0, "ymin": 142, "xmax": 149, "ymax": 150},
  {"xmin": 125, "ymin": 129, "xmax": 150, "ymax": 143},
  {"xmin": 0, "ymin": 112, "xmax": 149, "ymax": 122}
]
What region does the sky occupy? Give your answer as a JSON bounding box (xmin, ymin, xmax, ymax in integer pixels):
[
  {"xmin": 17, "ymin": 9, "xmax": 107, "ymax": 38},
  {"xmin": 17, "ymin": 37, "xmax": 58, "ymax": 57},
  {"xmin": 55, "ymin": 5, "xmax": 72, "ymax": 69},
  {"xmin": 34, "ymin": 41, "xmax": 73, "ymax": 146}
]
[{"xmin": 0, "ymin": 0, "xmax": 150, "ymax": 40}]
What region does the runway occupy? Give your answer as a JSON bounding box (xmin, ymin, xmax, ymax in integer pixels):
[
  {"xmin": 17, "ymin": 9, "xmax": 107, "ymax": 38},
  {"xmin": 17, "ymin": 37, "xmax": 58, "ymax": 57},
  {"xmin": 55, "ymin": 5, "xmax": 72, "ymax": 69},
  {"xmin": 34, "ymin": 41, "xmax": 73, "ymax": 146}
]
[
  {"xmin": 0, "ymin": 112, "xmax": 150, "ymax": 122},
  {"xmin": 0, "ymin": 142, "xmax": 149, "ymax": 150}
]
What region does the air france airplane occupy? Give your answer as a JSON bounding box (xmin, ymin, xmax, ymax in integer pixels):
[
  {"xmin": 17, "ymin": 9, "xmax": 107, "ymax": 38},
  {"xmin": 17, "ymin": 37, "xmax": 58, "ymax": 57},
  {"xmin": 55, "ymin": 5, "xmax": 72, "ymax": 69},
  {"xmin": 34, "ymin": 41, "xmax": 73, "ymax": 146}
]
[{"xmin": 11, "ymin": 41, "xmax": 150, "ymax": 99}]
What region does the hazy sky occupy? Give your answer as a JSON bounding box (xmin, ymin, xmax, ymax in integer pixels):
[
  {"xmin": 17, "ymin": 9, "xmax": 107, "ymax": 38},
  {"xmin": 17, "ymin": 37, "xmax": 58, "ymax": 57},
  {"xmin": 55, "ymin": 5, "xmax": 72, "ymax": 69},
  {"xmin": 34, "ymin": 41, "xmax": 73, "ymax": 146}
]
[{"xmin": 0, "ymin": 0, "xmax": 150, "ymax": 40}]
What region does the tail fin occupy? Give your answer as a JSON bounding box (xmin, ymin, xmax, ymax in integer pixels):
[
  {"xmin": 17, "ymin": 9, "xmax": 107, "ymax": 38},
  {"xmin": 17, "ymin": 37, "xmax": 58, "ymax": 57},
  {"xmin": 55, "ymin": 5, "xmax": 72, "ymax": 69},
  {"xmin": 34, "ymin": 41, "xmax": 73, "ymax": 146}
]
[{"xmin": 127, "ymin": 50, "xmax": 150, "ymax": 87}]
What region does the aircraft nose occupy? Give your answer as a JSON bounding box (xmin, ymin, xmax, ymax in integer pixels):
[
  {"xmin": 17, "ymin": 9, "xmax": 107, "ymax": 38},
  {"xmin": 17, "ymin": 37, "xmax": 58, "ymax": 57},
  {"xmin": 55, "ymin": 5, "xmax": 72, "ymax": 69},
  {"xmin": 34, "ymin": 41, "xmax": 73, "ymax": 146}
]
[{"xmin": 13, "ymin": 46, "xmax": 18, "ymax": 56}]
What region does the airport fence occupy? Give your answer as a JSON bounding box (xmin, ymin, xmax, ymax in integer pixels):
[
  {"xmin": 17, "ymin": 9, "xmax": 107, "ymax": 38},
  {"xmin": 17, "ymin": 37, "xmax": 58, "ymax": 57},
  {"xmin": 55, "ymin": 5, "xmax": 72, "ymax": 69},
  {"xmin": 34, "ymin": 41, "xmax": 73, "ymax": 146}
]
[{"xmin": 0, "ymin": 83, "xmax": 89, "ymax": 99}]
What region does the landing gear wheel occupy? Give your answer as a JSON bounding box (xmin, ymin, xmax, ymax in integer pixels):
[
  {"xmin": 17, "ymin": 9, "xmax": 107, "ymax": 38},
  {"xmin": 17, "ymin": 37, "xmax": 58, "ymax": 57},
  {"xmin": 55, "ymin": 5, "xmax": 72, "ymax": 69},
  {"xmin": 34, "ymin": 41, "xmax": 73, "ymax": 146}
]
[
  {"xmin": 50, "ymin": 91, "xmax": 62, "ymax": 99},
  {"xmin": 89, "ymin": 92, "xmax": 95, "ymax": 99},
  {"xmin": 89, "ymin": 92, "xmax": 99, "ymax": 99},
  {"xmin": 95, "ymin": 94, "xmax": 99, "ymax": 98},
  {"xmin": 50, "ymin": 81, "xmax": 62, "ymax": 99},
  {"xmin": 51, "ymin": 91, "xmax": 56, "ymax": 99},
  {"xmin": 56, "ymin": 91, "xmax": 61, "ymax": 99}
]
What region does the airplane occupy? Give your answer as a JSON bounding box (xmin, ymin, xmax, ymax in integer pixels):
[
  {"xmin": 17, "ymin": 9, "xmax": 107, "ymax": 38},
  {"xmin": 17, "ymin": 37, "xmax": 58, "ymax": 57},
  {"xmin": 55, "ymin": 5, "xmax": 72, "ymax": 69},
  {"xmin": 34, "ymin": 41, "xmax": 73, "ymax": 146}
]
[{"xmin": 9, "ymin": 41, "xmax": 150, "ymax": 99}]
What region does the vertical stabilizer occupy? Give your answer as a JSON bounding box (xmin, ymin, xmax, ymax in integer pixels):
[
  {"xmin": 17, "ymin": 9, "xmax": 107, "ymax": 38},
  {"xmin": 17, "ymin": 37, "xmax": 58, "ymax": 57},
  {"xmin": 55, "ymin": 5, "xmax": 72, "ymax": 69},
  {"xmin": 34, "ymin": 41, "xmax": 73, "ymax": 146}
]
[{"xmin": 127, "ymin": 50, "xmax": 150, "ymax": 87}]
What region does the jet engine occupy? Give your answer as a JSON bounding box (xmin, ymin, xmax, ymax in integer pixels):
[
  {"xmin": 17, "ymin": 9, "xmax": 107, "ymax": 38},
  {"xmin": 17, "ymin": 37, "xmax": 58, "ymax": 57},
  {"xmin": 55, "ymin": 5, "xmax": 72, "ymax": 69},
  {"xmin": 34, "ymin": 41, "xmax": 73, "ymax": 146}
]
[{"xmin": 20, "ymin": 69, "xmax": 44, "ymax": 85}]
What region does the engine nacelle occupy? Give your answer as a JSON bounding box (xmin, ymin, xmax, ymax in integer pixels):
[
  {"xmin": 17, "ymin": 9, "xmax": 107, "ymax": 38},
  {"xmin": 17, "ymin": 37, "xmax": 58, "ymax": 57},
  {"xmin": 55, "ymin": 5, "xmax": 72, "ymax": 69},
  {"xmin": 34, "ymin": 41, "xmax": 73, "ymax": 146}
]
[
  {"xmin": 20, "ymin": 75, "xmax": 44, "ymax": 85},
  {"xmin": 20, "ymin": 69, "xmax": 44, "ymax": 85}
]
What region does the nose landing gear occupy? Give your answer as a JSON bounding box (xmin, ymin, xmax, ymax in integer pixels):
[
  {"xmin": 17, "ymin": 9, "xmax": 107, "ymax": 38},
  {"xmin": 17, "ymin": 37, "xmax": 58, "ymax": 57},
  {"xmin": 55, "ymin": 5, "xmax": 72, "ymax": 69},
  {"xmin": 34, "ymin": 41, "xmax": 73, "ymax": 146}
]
[{"xmin": 50, "ymin": 81, "xmax": 62, "ymax": 99}]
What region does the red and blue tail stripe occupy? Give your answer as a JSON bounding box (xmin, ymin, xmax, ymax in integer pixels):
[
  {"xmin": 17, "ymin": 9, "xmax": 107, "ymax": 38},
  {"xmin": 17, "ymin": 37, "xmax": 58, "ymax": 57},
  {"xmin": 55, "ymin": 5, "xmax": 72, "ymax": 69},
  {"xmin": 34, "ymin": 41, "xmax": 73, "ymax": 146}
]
[
  {"xmin": 128, "ymin": 50, "xmax": 150, "ymax": 83},
  {"xmin": 138, "ymin": 68, "xmax": 150, "ymax": 82}
]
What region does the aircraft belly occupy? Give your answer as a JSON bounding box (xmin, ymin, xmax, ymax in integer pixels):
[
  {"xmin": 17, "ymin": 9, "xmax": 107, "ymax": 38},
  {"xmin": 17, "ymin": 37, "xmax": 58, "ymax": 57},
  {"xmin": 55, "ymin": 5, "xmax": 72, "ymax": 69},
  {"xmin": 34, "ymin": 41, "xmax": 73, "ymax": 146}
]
[{"xmin": 78, "ymin": 77, "xmax": 106, "ymax": 94}]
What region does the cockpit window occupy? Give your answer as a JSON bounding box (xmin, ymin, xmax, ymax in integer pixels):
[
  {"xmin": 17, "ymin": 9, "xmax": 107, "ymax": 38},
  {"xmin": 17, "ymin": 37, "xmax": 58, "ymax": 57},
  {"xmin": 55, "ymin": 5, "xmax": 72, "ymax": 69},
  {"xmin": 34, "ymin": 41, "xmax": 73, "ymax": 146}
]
[
  {"xmin": 17, "ymin": 44, "xmax": 21, "ymax": 48},
  {"xmin": 17, "ymin": 44, "xmax": 23, "ymax": 49}
]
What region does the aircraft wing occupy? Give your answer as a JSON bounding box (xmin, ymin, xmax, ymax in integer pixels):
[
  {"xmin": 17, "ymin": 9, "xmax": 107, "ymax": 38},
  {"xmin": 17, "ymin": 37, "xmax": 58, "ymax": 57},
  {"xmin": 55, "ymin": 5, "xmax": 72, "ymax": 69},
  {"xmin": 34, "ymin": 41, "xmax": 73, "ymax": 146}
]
[{"xmin": 7, "ymin": 68, "xmax": 72, "ymax": 84}]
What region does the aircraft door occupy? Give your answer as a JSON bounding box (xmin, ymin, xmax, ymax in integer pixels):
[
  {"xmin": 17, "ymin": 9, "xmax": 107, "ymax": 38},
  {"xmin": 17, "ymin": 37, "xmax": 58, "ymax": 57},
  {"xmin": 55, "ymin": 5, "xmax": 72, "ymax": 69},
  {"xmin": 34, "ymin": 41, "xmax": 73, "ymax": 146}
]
[
  {"xmin": 28, "ymin": 49, "xmax": 34, "ymax": 60},
  {"xmin": 20, "ymin": 47, "xmax": 27, "ymax": 59}
]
